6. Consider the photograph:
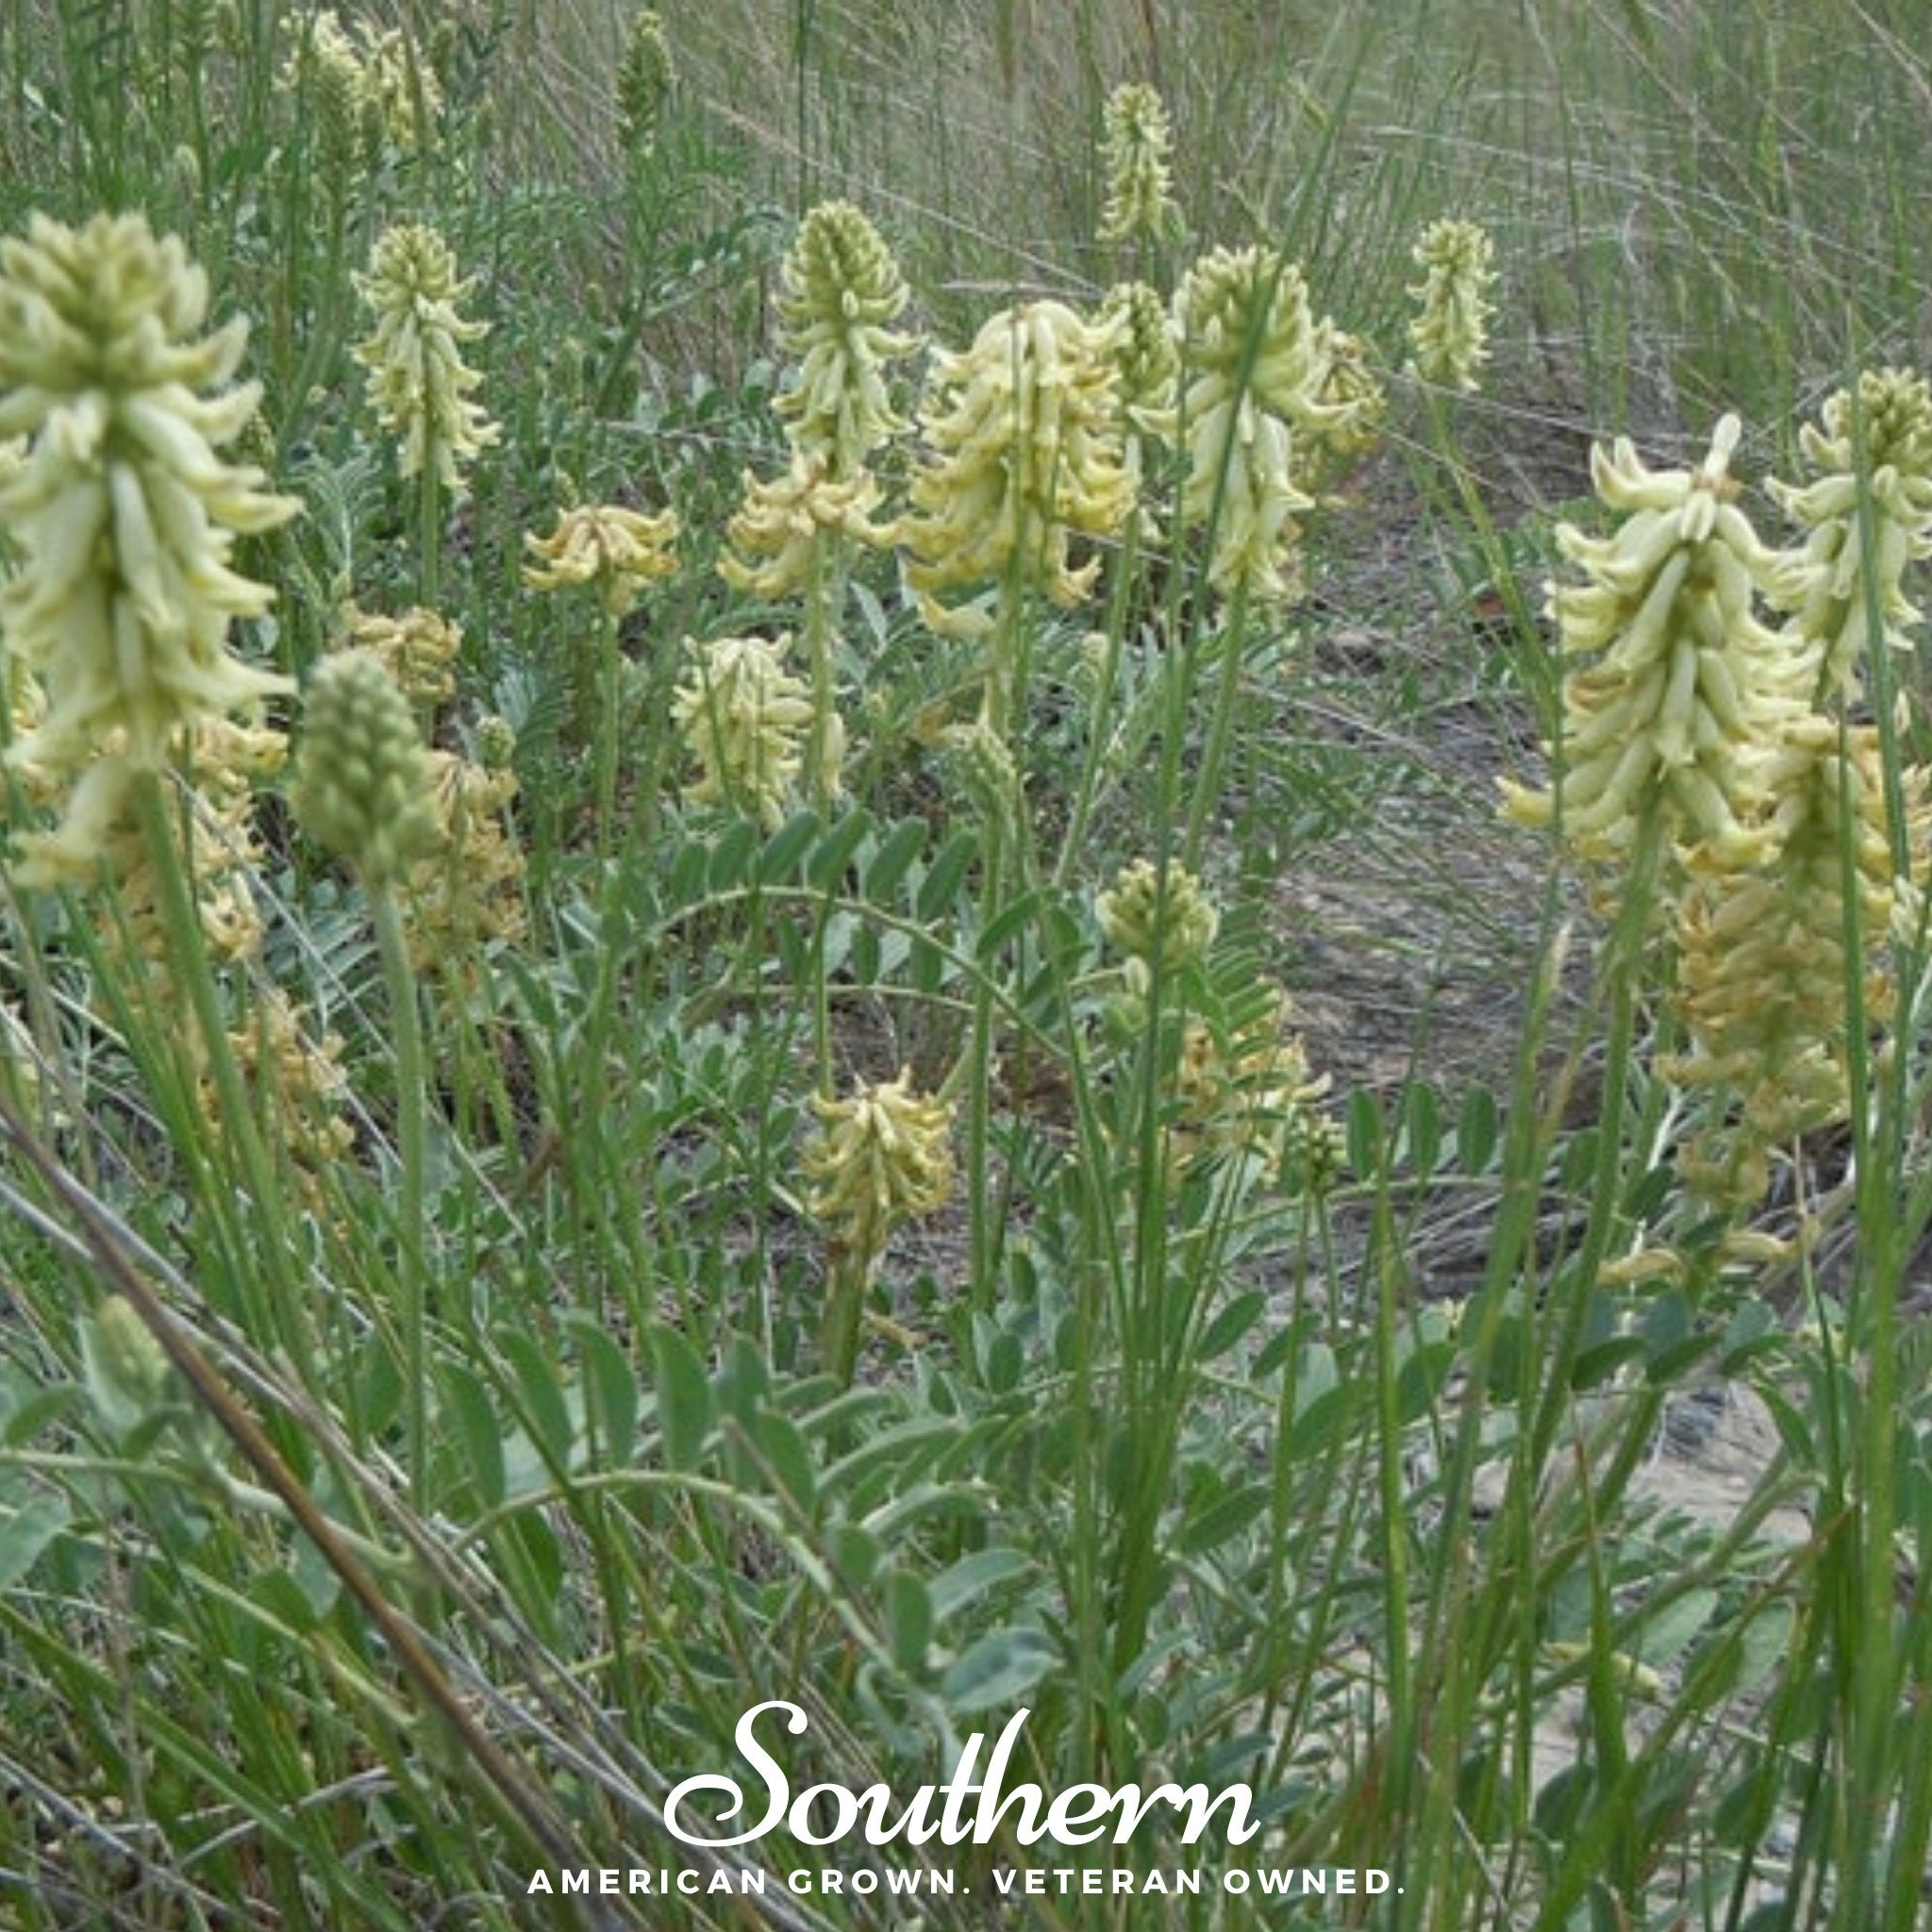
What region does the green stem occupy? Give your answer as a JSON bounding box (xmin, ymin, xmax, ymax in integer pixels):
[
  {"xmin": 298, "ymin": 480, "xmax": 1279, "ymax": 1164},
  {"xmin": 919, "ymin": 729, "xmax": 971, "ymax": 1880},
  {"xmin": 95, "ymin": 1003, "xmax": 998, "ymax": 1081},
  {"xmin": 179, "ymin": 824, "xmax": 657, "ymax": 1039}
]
[
  {"xmin": 418, "ymin": 454, "xmax": 442, "ymax": 611},
  {"xmin": 369, "ymin": 886, "xmax": 433, "ymax": 1507},
  {"xmin": 1182, "ymin": 577, "xmax": 1253, "ymax": 869}
]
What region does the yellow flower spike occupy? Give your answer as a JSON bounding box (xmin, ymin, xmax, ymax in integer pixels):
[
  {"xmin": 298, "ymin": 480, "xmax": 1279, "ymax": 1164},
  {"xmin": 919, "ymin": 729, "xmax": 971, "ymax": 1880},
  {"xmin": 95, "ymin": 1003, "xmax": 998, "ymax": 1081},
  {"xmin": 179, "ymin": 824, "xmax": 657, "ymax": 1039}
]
[
  {"xmin": 523, "ymin": 502, "xmax": 680, "ymax": 618},
  {"xmin": 220, "ymin": 986, "xmax": 355, "ymax": 1169},
  {"xmin": 403, "ymin": 749, "xmax": 527, "ymax": 973},
  {"xmin": 0, "ymin": 212, "xmax": 296, "ymax": 884},
  {"xmin": 719, "ymin": 458, "xmax": 885, "ymax": 602},
  {"xmin": 357, "ymin": 23, "xmax": 441, "ymax": 155},
  {"xmin": 353, "ymin": 225, "xmax": 498, "ymax": 491},
  {"xmin": 276, "ymin": 9, "xmax": 370, "ymax": 174},
  {"xmin": 1167, "ymin": 985, "xmax": 1331, "ymax": 1177},
  {"xmin": 896, "ymin": 299, "xmax": 1134, "ymax": 641},
  {"xmin": 670, "ymin": 633, "xmax": 816, "ymax": 826},
  {"xmin": 1173, "ymin": 245, "xmax": 1346, "ymax": 607},
  {"xmin": 1661, "ymin": 717, "xmax": 1926, "ymax": 1177},
  {"xmin": 1098, "ymin": 83, "xmax": 1181, "ymax": 246},
  {"xmin": 333, "ymin": 605, "xmax": 464, "ymax": 713},
  {"xmin": 774, "ymin": 201, "xmax": 918, "ymax": 480},
  {"xmin": 1503, "ymin": 416, "xmax": 1812, "ymax": 871},
  {"xmin": 802, "ymin": 1070, "xmax": 956, "ymax": 1274},
  {"xmin": 1771, "ymin": 366, "xmax": 1932, "ymax": 701},
  {"xmin": 1096, "ymin": 857, "xmax": 1219, "ymax": 970},
  {"xmin": 1407, "ymin": 218, "xmax": 1496, "ymax": 393}
]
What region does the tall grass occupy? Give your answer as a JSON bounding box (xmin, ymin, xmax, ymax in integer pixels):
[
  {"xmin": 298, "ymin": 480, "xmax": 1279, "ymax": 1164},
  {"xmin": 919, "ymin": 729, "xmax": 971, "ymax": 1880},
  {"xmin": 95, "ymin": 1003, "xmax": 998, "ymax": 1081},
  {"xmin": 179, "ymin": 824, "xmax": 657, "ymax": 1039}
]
[{"xmin": 0, "ymin": 3, "xmax": 1929, "ymax": 1929}]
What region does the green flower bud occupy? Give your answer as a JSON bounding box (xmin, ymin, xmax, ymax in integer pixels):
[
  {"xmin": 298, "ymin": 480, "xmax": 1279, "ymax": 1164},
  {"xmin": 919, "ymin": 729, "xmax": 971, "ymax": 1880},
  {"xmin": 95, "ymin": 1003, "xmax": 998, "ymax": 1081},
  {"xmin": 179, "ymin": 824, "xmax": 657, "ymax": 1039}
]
[
  {"xmin": 290, "ymin": 647, "xmax": 440, "ymax": 886},
  {"xmin": 617, "ymin": 8, "xmax": 675, "ymax": 159}
]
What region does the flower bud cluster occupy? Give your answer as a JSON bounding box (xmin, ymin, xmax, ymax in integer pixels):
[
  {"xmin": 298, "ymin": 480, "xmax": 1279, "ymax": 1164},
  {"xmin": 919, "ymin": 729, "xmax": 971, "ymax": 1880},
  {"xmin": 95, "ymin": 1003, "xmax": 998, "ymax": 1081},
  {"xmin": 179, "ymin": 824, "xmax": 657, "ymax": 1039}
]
[
  {"xmin": 290, "ymin": 648, "xmax": 441, "ymax": 888},
  {"xmin": 802, "ymin": 1070, "xmax": 956, "ymax": 1274}
]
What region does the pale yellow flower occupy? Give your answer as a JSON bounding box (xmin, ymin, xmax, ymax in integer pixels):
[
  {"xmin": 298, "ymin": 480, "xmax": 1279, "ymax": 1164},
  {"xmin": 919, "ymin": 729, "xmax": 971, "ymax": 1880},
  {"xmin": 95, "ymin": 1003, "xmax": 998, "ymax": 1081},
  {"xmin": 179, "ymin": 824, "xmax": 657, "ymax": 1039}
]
[
  {"xmin": 617, "ymin": 8, "xmax": 675, "ymax": 159},
  {"xmin": 774, "ymin": 201, "xmax": 917, "ymax": 479},
  {"xmin": 0, "ymin": 212, "xmax": 296, "ymax": 876},
  {"xmin": 896, "ymin": 299, "xmax": 1134, "ymax": 640},
  {"xmin": 1096, "ymin": 858, "xmax": 1218, "ymax": 970},
  {"xmin": 1174, "ymin": 246, "xmax": 1345, "ymax": 606},
  {"xmin": 1771, "ymin": 366, "xmax": 1932, "ymax": 700},
  {"xmin": 524, "ymin": 502, "xmax": 680, "ymax": 617},
  {"xmin": 1407, "ymin": 218, "xmax": 1495, "ymax": 393},
  {"xmin": 1098, "ymin": 83, "xmax": 1180, "ymax": 246},
  {"xmin": 354, "ymin": 225, "xmax": 497, "ymax": 491},
  {"xmin": 719, "ymin": 457, "xmax": 885, "ymax": 602},
  {"xmin": 802, "ymin": 1070, "xmax": 956, "ymax": 1269},
  {"xmin": 671, "ymin": 633, "xmax": 815, "ymax": 826},
  {"xmin": 1501, "ymin": 416, "xmax": 1810, "ymax": 869}
]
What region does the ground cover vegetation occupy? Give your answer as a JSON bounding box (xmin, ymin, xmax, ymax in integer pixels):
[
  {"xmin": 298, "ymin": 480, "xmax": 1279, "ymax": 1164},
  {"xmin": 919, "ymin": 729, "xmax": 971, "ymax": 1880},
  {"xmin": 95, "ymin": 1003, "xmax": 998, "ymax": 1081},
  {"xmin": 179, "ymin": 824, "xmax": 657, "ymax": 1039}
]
[{"xmin": 2, "ymin": 2, "xmax": 1932, "ymax": 1926}]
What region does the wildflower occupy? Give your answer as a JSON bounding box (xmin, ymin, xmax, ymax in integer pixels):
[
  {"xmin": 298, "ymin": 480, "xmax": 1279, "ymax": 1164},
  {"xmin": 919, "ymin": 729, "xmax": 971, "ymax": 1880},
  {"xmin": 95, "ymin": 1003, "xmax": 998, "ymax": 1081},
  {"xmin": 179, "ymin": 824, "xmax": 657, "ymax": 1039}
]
[
  {"xmin": 524, "ymin": 502, "xmax": 680, "ymax": 617},
  {"xmin": 358, "ymin": 23, "xmax": 441, "ymax": 155},
  {"xmin": 1661, "ymin": 718, "xmax": 1925, "ymax": 1186},
  {"xmin": 617, "ymin": 8, "xmax": 675, "ymax": 159},
  {"xmin": 404, "ymin": 750, "xmax": 527, "ymax": 970},
  {"xmin": 670, "ymin": 633, "xmax": 816, "ymax": 825},
  {"xmin": 1096, "ymin": 857, "xmax": 1219, "ymax": 970},
  {"xmin": 896, "ymin": 300, "xmax": 1133, "ymax": 641},
  {"xmin": 277, "ymin": 9, "xmax": 439, "ymax": 165},
  {"xmin": 802, "ymin": 1070, "xmax": 956, "ymax": 1272},
  {"xmin": 1771, "ymin": 366, "xmax": 1932, "ymax": 701},
  {"xmin": 774, "ymin": 201, "xmax": 918, "ymax": 479},
  {"xmin": 1168, "ymin": 986, "xmax": 1332, "ymax": 1177},
  {"xmin": 1173, "ymin": 245, "xmax": 1343, "ymax": 606},
  {"xmin": 719, "ymin": 457, "xmax": 885, "ymax": 601},
  {"xmin": 335, "ymin": 604, "xmax": 463, "ymax": 710},
  {"xmin": 1304, "ymin": 325, "xmax": 1387, "ymax": 489},
  {"xmin": 1407, "ymin": 218, "xmax": 1496, "ymax": 393},
  {"xmin": 0, "ymin": 212, "xmax": 297, "ymax": 881},
  {"xmin": 354, "ymin": 225, "xmax": 497, "ymax": 491},
  {"xmin": 222, "ymin": 987, "xmax": 355, "ymax": 1169},
  {"xmin": 277, "ymin": 9, "xmax": 371, "ymax": 174},
  {"xmin": 1500, "ymin": 416, "xmax": 1810, "ymax": 870},
  {"xmin": 289, "ymin": 647, "xmax": 440, "ymax": 887},
  {"xmin": 1098, "ymin": 83, "xmax": 1180, "ymax": 246}
]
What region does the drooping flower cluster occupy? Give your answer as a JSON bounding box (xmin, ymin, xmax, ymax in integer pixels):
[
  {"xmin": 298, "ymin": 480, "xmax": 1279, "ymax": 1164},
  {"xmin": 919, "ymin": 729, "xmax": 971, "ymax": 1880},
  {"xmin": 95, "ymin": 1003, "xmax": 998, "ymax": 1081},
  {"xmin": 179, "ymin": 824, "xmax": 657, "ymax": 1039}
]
[
  {"xmin": 404, "ymin": 750, "xmax": 527, "ymax": 974},
  {"xmin": 0, "ymin": 211, "xmax": 297, "ymax": 885},
  {"xmin": 773, "ymin": 201, "xmax": 917, "ymax": 483},
  {"xmin": 524, "ymin": 502, "xmax": 680, "ymax": 617},
  {"xmin": 334, "ymin": 604, "xmax": 463, "ymax": 712},
  {"xmin": 670, "ymin": 633, "xmax": 815, "ymax": 826},
  {"xmin": 719, "ymin": 458, "xmax": 885, "ymax": 601},
  {"xmin": 1098, "ymin": 82, "xmax": 1180, "ymax": 247},
  {"xmin": 1407, "ymin": 218, "xmax": 1495, "ymax": 393},
  {"xmin": 354, "ymin": 225, "xmax": 497, "ymax": 492},
  {"xmin": 895, "ymin": 300, "xmax": 1133, "ymax": 644},
  {"xmin": 1168, "ymin": 987, "xmax": 1335, "ymax": 1182},
  {"xmin": 1770, "ymin": 366, "xmax": 1932, "ymax": 700},
  {"xmin": 1501, "ymin": 416, "xmax": 1807, "ymax": 870},
  {"xmin": 802, "ymin": 1070, "xmax": 957, "ymax": 1273},
  {"xmin": 1662, "ymin": 719, "xmax": 1925, "ymax": 1197}
]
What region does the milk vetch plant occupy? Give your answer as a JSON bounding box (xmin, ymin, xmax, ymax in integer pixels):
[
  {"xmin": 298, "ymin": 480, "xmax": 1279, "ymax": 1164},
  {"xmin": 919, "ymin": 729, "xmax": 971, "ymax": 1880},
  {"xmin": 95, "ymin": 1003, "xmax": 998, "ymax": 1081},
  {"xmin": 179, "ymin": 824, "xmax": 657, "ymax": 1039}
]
[
  {"xmin": 0, "ymin": 211, "xmax": 297, "ymax": 885},
  {"xmin": 1098, "ymin": 82, "xmax": 1180, "ymax": 249},
  {"xmin": 1407, "ymin": 217, "xmax": 1496, "ymax": 393},
  {"xmin": 1502, "ymin": 415, "xmax": 1809, "ymax": 874}
]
